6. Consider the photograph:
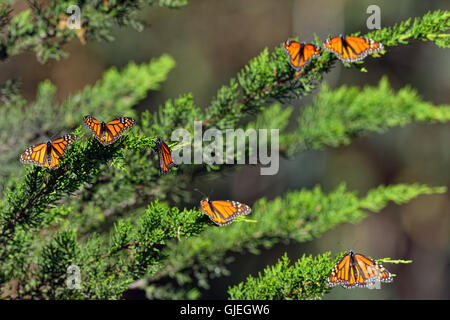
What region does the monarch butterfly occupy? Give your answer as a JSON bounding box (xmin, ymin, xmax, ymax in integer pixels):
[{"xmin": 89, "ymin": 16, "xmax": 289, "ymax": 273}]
[
  {"xmin": 283, "ymin": 40, "xmax": 322, "ymax": 70},
  {"xmin": 19, "ymin": 134, "xmax": 77, "ymax": 169},
  {"xmin": 200, "ymin": 198, "xmax": 252, "ymax": 226},
  {"xmin": 323, "ymin": 35, "xmax": 384, "ymax": 63},
  {"xmin": 328, "ymin": 250, "xmax": 393, "ymax": 289},
  {"xmin": 83, "ymin": 115, "xmax": 135, "ymax": 146},
  {"xmin": 155, "ymin": 136, "xmax": 177, "ymax": 175}
]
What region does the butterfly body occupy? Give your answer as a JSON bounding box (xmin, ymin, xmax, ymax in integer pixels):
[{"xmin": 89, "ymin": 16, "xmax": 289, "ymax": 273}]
[
  {"xmin": 323, "ymin": 35, "xmax": 384, "ymax": 63},
  {"xmin": 155, "ymin": 136, "xmax": 176, "ymax": 175},
  {"xmin": 100, "ymin": 121, "xmax": 108, "ymax": 142},
  {"xmin": 200, "ymin": 198, "xmax": 252, "ymax": 226},
  {"xmin": 42, "ymin": 141, "xmax": 50, "ymax": 165},
  {"xmin": 20, "ymin": 134, "xmax": 77, "ymax": 169},
  {"xmin": 328, "ymin": 250, "xmax": 393, "ymax": 289},
  {"xmin": 283, "ymin": 40, "xmax": 322, "ymax": 70},
  {"xmin": 84, "ymin": 115, "xmax": 135, "ymax": 146}
]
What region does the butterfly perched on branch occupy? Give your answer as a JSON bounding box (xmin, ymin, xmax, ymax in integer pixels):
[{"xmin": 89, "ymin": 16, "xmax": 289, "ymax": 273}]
[
  {"xmin": 19, "ymin": 135, "xmax": 77, "ymax": 169},
  {"xmin": 155, "ymin": 136, "xmax": 177, "ymax": 175},
  {"xmin": 200, "ymin": 198, "xmax": 252, "ymax": 226},
  {"xmin": 328, "ymin": 250, "xmax": 393, "ymax": 289},
  {"xmin": 83, "ymin": 116, "xmax": 135, "ymax": 146},
  {"xmin": 323, "ymin": 35, "xmax": 384, "ymax": 63},
  {"xmin": 283, "ymin": 40, "xmax": 322, "ymax": 70}
]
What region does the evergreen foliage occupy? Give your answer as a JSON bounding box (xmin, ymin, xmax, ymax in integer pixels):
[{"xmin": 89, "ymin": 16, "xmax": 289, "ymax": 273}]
[
  {"xmin": 228, "ymin": 252, "xmax": 336, "ymax": 300},
  {"xmin": 227, "ymin": 252, "xmax": 413, "ymax": 300},
  {"xmin": 145, "ymin": 184, "xmax": 444, "ymax": 299},
  {"xmin": 0, "ymin": 4, "xmax": 448, "ymax": 299},
  {"xmin": 284, "ymin": 77, "xmax": 450, "ymax": 154},
  {"xmin": 0, "ymin": 0, "xmax": 187, "ymax": 62}
]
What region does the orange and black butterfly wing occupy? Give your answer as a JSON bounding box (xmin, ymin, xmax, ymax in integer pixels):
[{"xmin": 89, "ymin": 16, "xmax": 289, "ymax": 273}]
[
  {"xmin": 354, "ymin": 253, "xmax": 393, "ymax": 284},
  {"xmin": 376, "ymin": 264, "xmax": 393, "ymax": 283},
  {"xmin": 323, "ymin": 36, "xmax": 345, "ymax": 59},
  {"xmin": 104, "ymin": 117, "xmax": 136, "ymax": 145},
  {"xmin": 354, "ymin": 253, "xmax": 379, "ymax": 283},
  {"xmin": 84, "ymin": 115, "xmax": 104, "ymax": 144},
  {"xmin": 48, "ymin": 134, "xmax": 77, "ymax": 169},
  {"xmin": 283, "ymin": 40, "xmax": 321, "ymax": 70},
  {"xmin": 200, "ymin": 200, "xmax": 228, "ymax": 226},
  {"xmin": 20, "ymin": 142, "xmax": 49, "ymax": 168},
  {"xmin": 284, "ymin": 40, "xmax": 302, "ymax": 69},
  {"xmin": 300, "ymin": 43, "xmax": 322, "ymax": 68},
  {"xmin": 324, "ymin": 36, "xmax": 360, "ymax": 62},
  {"xmin": 324, "ymin": 36, "xmax": 383, "ymax": 62},
  {"xmin": 328, "ymin": 252, "xmax": 352, "ymax": 287},
  {"xmin": 156, "ymin": 137, "xmax": 176, "ymax": 175},
  {"xmin": 200, "ymin": 200, "xmax": 251, "ymax": 226},
  {"xmin": 345, "ymin": 36, "xmax": 383, "ymax": 54},
  {"xmin": 341, "ymin": 36, "xmax": 372, "ymax": 62}
]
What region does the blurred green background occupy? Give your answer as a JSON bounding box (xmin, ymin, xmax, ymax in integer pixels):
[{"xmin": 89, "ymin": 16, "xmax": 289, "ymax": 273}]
[{"xmin": 1, "ymin": 0, "xmax": 448, "ymax": 299}]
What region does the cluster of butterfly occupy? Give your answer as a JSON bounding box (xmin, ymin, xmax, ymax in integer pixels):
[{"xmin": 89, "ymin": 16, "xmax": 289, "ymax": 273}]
[
  {"xmin": 284, "ymin": 36, "xmax": 394, "ymax": 289},
  {"xmin": 19, "ymin": 36, "xmax": 392, "ymax": 289},
  {"xmin": 19, "ymin": 115, "xmax": 250, "ymax": 227},
  {"xmin": 19, "ymin": 115, "xmax": 176, "ymax": 174},
  {"xmin": 201, "ymin": 36, "xmax": 385, "ymax": 229},
  {"xmin": 283, "ymin": 34, "xmax": 384, "ymax": 70}
]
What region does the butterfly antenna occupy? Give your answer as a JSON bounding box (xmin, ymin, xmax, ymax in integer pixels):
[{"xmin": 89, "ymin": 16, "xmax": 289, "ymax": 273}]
[
  {"xmin": 193, "ymin": 188, "xmax": 208, "ymax": 199},
  {"xmin": 350, "ymin": 238, "xmax": 360, "ymax": 254},
  {"xmin": 48, "ymin": 131, "xmax": 64, "ymax": 142},
  {"xmin": 194, "ymin": 188, "xmax": 214, "ymax": 200}
]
